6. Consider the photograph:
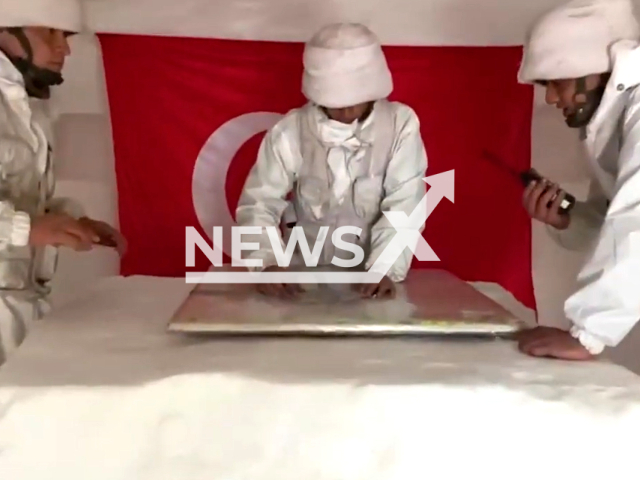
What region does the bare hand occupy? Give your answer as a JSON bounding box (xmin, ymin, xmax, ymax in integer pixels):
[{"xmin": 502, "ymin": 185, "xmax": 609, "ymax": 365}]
[
  {"xmin": 29, "ymin": 213, "xmax": 98, "ymax": 251},
  {"xmin": 79, "ymin": 217, "xmax": 127, "ymax": 256},
  {"xmin": 515, "ymin": 326, "xmax": 594, "ymax": 360},
  {"xmin": 256, "ymin": 265, "xmax": 304, "ymax": 299},
  {"xmin": 355, "ymin": 276, "xmax": 396, "ymax": 299},
  {"xmin": 522, "ymin": 175, "xmax": 570, "ymax": 230}
]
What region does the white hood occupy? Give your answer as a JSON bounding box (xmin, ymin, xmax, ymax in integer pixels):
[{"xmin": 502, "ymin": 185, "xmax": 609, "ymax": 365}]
[
  {"xmin": 302, "ymin": 23, "xmax": 393, "ymax": 108},
  {"xmin": 518, "ymin": 0, "xmax": 640, "ymax": 83},
  {"xmin": 0, "ymin": 0, "xmax": 83, "ymax": 32}
]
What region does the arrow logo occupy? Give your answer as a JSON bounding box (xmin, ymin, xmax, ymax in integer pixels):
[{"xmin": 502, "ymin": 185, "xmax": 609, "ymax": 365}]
[{"xmin": 367, "ymin": 170, "xmax": 454, "ymax": 278}]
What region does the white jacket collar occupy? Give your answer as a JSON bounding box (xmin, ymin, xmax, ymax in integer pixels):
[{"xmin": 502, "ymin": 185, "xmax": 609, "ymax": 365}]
[
  {"xmin": 0, "ymin": 50, "xmax": 60, "ymax": 126},
  {"xmin": 582, "ymin": 39, "xmax": 640, "ymax": 137},
  {"xmin": 608, "ymin": 39, "xmax": 640, "ymax": 90},
  {"xmin": 0, "ymin": 49, "xmax": 27, "ymax": 100}
]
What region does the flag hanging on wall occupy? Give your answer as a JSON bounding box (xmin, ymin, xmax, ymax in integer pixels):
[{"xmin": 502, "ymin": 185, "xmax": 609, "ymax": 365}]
[{"xmin": 99, "ymin": 34, "xmax": 535, "ymax": 309}]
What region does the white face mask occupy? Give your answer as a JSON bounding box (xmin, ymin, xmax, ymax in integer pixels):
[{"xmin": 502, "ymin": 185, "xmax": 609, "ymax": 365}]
[{"xmin": 316, "ymin": 111, "xmax": 360, "ymax": 146}]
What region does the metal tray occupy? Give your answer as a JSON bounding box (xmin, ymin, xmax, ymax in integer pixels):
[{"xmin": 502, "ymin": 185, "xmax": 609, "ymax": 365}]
[{"xmin": 169, "ymin": 269, "xmax": 526, "ymax": 337}]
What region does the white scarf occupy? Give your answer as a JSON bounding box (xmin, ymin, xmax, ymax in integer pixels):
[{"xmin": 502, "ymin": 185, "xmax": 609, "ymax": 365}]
[{"xmin": 308, "ymin": 106, "xmax": 374, "ymax": 200}]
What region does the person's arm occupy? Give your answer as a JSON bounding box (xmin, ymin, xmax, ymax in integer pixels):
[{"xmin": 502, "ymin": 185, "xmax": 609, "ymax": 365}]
[
  {"xmin": 546, "ymin": 180, "xmax": 608, "ymax": 251},
  {"xmin": 0, "ymin": 136, "xmax": 33, "ymax": 249},
  {"xmin": 365, "ymin": 106, "xmax": 428, "ymax": 282},
  {"xmin": 563, "ymin": 102, "xmax": 640, "ymax": 354},
  {"xmin": 235, "ymin": 121, "xmax": 298, "ymax": 270}
]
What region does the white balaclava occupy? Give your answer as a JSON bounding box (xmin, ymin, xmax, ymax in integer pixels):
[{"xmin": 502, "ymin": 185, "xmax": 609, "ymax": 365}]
[
  {"xmin": 518, "ymin": 0, "xmax": 640, "ymax": 84},
  {"xmin": 302, "ymin": 23, "xmax": 393, "ymax": 109}
]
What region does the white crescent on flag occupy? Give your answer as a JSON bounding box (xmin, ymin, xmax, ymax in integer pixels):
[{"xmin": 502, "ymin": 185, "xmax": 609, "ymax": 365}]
[{"xmin": 192, "ymin": 111, "xmax": 284, "ymax": 257}]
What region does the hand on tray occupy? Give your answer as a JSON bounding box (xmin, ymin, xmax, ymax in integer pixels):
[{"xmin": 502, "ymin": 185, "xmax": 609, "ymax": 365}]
[
  {"xmin": 353, "ymin": 275, "xmax": 396, "ymax": 299},
  {"xmin": 515, "ymin": 326, "xmax": 594, "ymax": 360},
  {"xmin": 78, "ymin": 217, "xmax": 127, "ymax": 256},
  {"xmin": 256, "ymin": 265, "xmax": 304, "ymax": 299}
]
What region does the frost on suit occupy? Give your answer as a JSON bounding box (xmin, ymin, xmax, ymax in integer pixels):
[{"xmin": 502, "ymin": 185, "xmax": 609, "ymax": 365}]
[
  {"xmin": 236, "ymin": 23, "xmax": 428, "ymax": 282},
  {"xmin": 0, "ymin": 0, "xmax": 85, "ymax": 364},
  {"xmin": 519, "ymin": 0, "xmax": 640, "ymax": 354},
  {"xmin": 236, "ymin": 101, "xmax": 428, "ymax": 281}
]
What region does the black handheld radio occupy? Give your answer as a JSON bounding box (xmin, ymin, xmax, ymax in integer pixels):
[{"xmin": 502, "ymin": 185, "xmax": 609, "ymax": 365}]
[
  {"xmin": 519, "ymin": 168, "xmax": 576, "ymax": 214},
  {"xmin": 482, "ymin": 150, "xmax": 576, "ymax": 215}
]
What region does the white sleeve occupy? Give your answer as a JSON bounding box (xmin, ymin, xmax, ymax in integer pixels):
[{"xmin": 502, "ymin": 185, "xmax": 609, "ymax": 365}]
[
  {"xmin": 235, "ymin": 124, "xmax": 297, "ymax": 270},
  {"xmin": 365, "ymin": 107, "xmax": 428, "ymax": 282},
  {"xmin": 546, "ymin": 180, "xmax": 608, "ymax": 251},
  {"xmin": 0, "ymin": 138, "xmax": 32, "ymax": 248},
  {"xmin": 564, "ymin": 103, "xmax": 640, "ymax": 354}
]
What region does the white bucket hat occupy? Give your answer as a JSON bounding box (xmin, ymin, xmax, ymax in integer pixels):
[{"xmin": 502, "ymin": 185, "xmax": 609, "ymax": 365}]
[
  {"xmin": 0, "ymin": 0, "xmax": 83, "ymax": 32},
  {"xmin": 518, "ymin": 0, "xmax": 640, "ymax": 83},
  {"xmin": 302, "ymin": 23, "xmax": 393, "ymax": 108}
]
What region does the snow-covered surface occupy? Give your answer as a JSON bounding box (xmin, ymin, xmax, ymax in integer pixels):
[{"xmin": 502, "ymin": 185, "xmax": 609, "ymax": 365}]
[{"xmin": 1, "ymin": 275, "xmax": 639, "ymax": 479}]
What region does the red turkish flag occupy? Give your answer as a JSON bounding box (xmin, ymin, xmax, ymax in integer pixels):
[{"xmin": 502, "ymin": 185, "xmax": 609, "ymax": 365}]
[{"xmin": 99, "ymin": 34, "xmax": 535, "ymax": 309}]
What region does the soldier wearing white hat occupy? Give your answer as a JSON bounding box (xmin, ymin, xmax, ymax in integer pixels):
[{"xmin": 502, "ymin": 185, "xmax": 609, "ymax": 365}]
[
  {"xmin": 516, "ymin": 0, "xmax": 640, "ymax": 360},
  {"xmin": 237, "ymin": 23, "xmax": 428, "ymax": 299},
  {"xmin": 0, "ymin": 0, "xmax": 126, "ymax": 364}
]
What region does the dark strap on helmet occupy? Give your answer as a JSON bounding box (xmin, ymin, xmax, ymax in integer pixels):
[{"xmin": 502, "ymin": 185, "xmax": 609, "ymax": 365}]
[
  {"xmin": 564, "ymin": 76, "xmax": 607, "ymax": 129},
  {"xmin": 0, "ymin": 28, "xmax": 64, "ymax": 99}
]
